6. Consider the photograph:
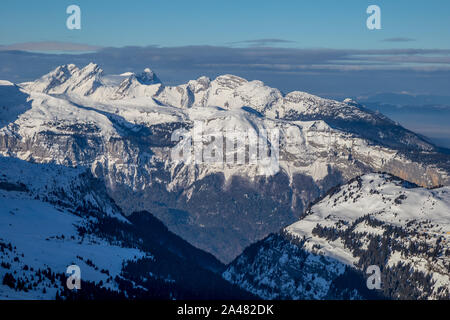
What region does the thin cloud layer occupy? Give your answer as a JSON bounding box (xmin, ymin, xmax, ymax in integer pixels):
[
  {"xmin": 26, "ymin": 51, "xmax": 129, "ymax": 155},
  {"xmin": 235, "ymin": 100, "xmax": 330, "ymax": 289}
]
[
  {"xmin": 229, "ymin": 39, "xmax": 296, "ymax": 47},
  {"xmin": 0, "ymin": 42, "xmax": 102, "ymax": 52},
  {"xmin": 1, "ymin": 45, "xmax": 450, "ymax": 97},
  {"xmin": 94, "ymin": 45, "xmax": 450, "ymax": 70},
  {"xmin": 382, "ymin": 37, "xmax": 416, "ymax": 42}
]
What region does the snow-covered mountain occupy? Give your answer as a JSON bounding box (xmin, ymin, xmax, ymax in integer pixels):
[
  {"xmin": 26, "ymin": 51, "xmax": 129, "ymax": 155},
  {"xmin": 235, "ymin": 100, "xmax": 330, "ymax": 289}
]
[
  {"xmin": 224, "ymin": 173, "xmax": 450, "ymax": 300},
  {"xmin": 1, "ymin": 63, "xmax": 449, "ymax": 263},
  {"xmin": 0, "ymin": 156, "xmax": 253, "ymax": 299},
  {"xmin": 0, "ymin": 155, "xmax": 139, "ymax": 299}
]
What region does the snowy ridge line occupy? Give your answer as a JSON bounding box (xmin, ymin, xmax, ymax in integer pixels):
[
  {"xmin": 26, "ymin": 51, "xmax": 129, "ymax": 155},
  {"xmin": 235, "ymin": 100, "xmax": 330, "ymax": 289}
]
[
  {"xmin": 284, "ymin": 173, "xmax": 450, "ymax": 299},
  {"xmin": 224, "ymin": 173, "xmax": 450, "ymax": 299},
  {"xmin": 1, "ymin": 63, "xmax": 447, "ymax": 188}
]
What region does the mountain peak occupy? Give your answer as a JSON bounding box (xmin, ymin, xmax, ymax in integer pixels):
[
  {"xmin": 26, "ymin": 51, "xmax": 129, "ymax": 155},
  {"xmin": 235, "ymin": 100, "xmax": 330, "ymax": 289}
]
[
  {"xmin": 0, "ymin": 80, "xmax": 14, "ymax": 86},
  {"xmin": 136, "ymin": 68, "xmax": 161, "ymax": 85},
  {"xmin": 343, "ymin": 98, "xmax": 358, "ymax": 105},
  {"xmin": 54, "ymin": 63, "xmax": 78, "ymax": 73},
  {"xmin": 25, "ymin": 63, "xmax": 80, "ymax": 93},
  {"xmin": 78, "ymin": 62, "xmax": 103, "ymax": 77},
  {"xmin": 213, "ymin": 74, "xmax": 248, "ymax": 89}
]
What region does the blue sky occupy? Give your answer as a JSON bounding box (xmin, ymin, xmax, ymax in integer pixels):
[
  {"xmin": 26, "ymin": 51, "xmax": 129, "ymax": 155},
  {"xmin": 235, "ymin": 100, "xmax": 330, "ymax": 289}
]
[
  {"xmin": 1, "ymin": 0, "xmax": 449, "ymax": 49},
  {"xmin": 1, "ymin": 0, "xmax": 450, "ymax": 97}
]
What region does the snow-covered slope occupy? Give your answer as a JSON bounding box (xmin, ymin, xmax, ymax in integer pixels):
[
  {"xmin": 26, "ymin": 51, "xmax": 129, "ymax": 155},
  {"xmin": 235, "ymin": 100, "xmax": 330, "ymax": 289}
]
[
  {"xmin": 0, "ymin": 63, "xmax": 449, "ymax": 263},
  {"xmin": 0, "ymin": 156, "xmax": 145, "ymax": 299},
  {"xmin": 0, "ymin": 156, "xmax": 251, "ymax": 300},
  {"xmin": 224, "ymin": 173, "xmax": 450, "ymax": 299}
]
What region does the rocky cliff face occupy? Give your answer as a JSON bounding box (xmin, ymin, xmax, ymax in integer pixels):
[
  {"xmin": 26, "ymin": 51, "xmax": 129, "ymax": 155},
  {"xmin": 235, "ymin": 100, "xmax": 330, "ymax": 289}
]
[{"xmin": 0, "ymin": 63, "xmax": 448, "ymax": 262}]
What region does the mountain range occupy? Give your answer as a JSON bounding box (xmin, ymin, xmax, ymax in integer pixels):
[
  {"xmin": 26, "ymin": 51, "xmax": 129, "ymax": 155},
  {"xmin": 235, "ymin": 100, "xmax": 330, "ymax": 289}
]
[{"xmin": 0, "ymin": 63, "xmax": 449, "ymax": 299}]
